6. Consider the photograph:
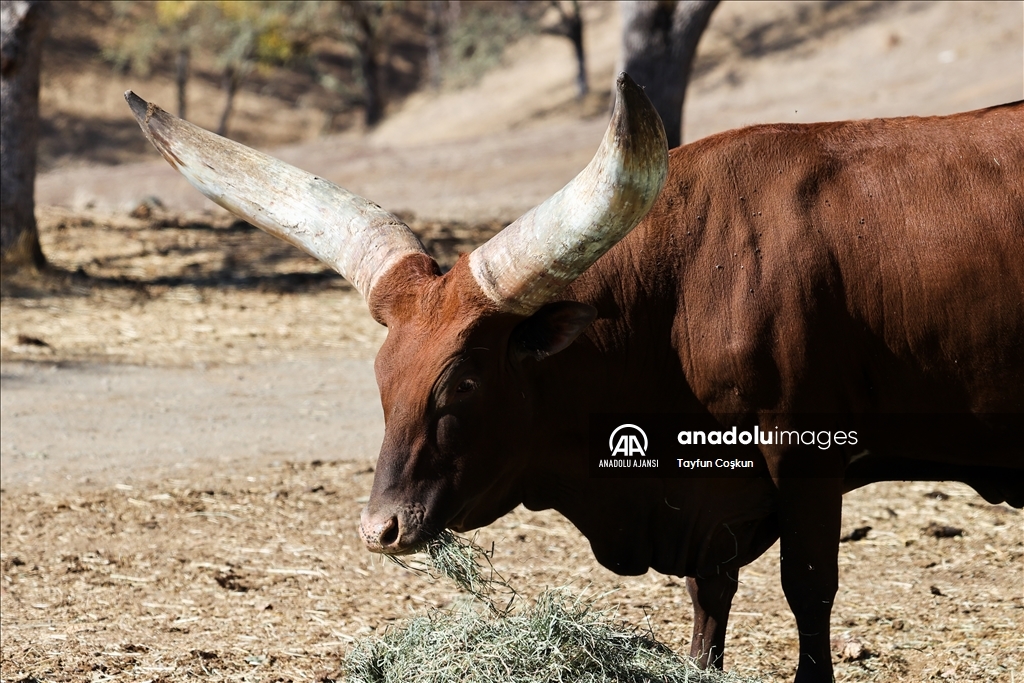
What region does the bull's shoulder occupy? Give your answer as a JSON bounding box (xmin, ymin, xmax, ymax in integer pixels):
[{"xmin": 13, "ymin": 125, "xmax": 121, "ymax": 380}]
[
  {"xmin": 668, "ymin": 100, "xmax": 1024, "ymax": 180},
  {"xmin": 630, "ymin": 103, "xmax": 1024, "ymax": 415}
]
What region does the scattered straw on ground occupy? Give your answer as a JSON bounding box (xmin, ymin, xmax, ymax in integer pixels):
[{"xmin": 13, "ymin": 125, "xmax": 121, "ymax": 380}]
[{"xmin": 1, "ymin": 207, "xmax": 504, "ymax": 367}]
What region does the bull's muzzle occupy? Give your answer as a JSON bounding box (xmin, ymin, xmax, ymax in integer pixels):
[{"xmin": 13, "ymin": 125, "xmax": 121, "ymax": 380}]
[{"xmin": 359, "ymin": 505, "xmax": 425, "ymax": 554}]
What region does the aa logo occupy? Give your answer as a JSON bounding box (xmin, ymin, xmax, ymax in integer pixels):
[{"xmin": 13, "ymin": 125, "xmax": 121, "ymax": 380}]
[{"xmin": 609, "ymin": 424, "xmax": 648, "ymax": 457}]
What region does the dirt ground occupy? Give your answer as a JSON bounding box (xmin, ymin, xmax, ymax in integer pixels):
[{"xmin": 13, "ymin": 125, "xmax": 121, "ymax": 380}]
[
  {"xmin": 3, "ymin": 1, "xmax": 1023, "ymax": 682},
  {"xmin": 2, "ymin": 454, "xmax": 1020, "ymax": 682}
]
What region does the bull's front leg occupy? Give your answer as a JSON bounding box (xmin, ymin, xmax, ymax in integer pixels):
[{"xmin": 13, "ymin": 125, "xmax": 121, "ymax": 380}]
[
  {"xmin": 686, "ymin": 572, "xmax": 737, "ymax": 669},
  {"xmin": 778, "ymin": 454, "xmax": 844, "ymax": 683}
]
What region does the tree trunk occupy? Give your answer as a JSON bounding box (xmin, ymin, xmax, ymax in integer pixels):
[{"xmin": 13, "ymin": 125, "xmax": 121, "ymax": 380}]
[
  {"xmin": 566, "ymin": 0, "xmax": 587, "ymax": 99},
  {"xmin": 1, "ymin": 0, "xmax": 49, "ymax": 275},
  {"xmin": 217, "ymin": 65, "xmax": 238, "ymax": 137},
  {"xmin": 618, "ymin": 0, "xmax": 719, "ymax": 149},
  {"xmin": 359, "ymin": 37, "xmax": 381, "ymax": 126},
  {"xmin": 175, "ymin": 46, "xmax": 189, "ymax": 120},
  {"xmin": 352, "ymin": 6, "xmax": 383, "ymax": 127},
  {"xmin": 426, "ymin": 0, "xmax": 443, "ymax": 90}
]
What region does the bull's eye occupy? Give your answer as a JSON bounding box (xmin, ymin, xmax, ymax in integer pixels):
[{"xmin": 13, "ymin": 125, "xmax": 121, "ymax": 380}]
[{"xmin": 456, "ymin": 378, "xmax": 478, "ymax": 394}]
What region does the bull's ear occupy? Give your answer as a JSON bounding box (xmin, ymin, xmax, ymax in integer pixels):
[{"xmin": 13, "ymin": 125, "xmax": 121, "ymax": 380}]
[{"xmin": 511, "ymin": 301, "xmax": 597, "ymax": 361}]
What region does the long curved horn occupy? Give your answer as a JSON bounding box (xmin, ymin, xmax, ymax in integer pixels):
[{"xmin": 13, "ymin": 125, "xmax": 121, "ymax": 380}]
[
  {"xmin": 124, "ymin": 91, "xmax": 426, "ymax": 311},
  {"xmin": 468, "ymin": 73, "xmax": 668, "ymax": 315}
]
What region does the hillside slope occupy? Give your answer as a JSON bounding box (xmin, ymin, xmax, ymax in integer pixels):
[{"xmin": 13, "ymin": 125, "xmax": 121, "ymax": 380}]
[{"xmin": 36, "ymin": 1, "xmax": 1023, "ymax": 222}]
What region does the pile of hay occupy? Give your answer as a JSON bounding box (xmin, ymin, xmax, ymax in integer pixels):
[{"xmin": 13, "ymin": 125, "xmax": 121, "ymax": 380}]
[{"xmin": 343, "ymin": 531, "xmax": 761, "ymax": 683}]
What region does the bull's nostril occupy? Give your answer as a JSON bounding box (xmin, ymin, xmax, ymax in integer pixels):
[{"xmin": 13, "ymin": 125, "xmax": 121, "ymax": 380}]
[{"xmin": 379, "ymin": 516, "xmax": 400, "ymax": 547}]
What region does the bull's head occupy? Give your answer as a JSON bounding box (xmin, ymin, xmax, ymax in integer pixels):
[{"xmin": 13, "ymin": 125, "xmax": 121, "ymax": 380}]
[{"xmin": 127, "ymin": 74, "xmax": 668, "ymax": 555}]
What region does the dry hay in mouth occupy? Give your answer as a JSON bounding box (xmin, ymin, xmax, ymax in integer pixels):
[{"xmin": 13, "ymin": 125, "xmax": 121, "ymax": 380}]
[
  {"xmin": 347, "ymin": 531, "xmax": 763, "ymax": 683},
  {"xmin": 386, "ymin": 529, "xmax": 517, "ymax": 615}
]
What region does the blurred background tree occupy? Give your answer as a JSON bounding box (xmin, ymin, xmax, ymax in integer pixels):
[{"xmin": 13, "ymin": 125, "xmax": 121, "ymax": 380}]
[
  {"xmin": 204, "ymin": 0, "xmax": 309, "ymax": 135},
  {"xmin": 105, "ymin": 0, "xmax": 202, "ymax": 119},
  {"xmin": 107, "ymin": 0, "xmax": 325, "ymax": 136},
  {"xmin": 1, "ymin": 0, "xmax": 50, "ymax": 275},
  {"xmin": 618, "ymin": 0, "xmax": 719, "ymax": 149},
  {"xmin": 334, "ymin": 0, "xmax": 397, "ymax": 128},
  {"xmin": 541, "ymin": 1, "xmax": 587, "ymax": 100},
  {"xmin": 440, "ymin": 1, "xmax": 544, "ymax": 90},
  {"xmin": 98, "ymin": 1, "xmax": 612, "ymax": 137}
]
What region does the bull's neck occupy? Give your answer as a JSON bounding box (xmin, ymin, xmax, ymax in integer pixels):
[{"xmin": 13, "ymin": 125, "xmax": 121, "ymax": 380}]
[
  {"xmin": 553, "ymin": 246, "xmax": 693, "ymax": 415},
  {"xmin": 518, "ymin": 252, "xmax": 696, "ymax": 504}
]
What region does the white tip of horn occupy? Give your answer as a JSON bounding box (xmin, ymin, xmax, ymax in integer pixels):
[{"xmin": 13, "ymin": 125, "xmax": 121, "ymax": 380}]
[
  {"xmin": 124, "ymin": 91, "xmax": 425, "ymax": 308},
  {"xmin": 468, "ymin": 74, "xmax": 669, "ymax": 315}
]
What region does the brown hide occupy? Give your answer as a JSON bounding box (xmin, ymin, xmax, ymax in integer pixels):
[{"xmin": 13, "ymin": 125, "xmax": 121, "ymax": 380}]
[
  {"xmin": 573, "ymin": 101, "xmax": 1024, "ymax": 427},
  {"xmin": 362, "ymin": 102, "xmax": 1023, "ymax": 680}
]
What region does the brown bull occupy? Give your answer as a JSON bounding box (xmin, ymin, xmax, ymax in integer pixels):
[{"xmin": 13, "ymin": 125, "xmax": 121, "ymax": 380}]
[{"xmin": 127, "ymin": 76, "xmax": 1024, "ymax": 682}]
